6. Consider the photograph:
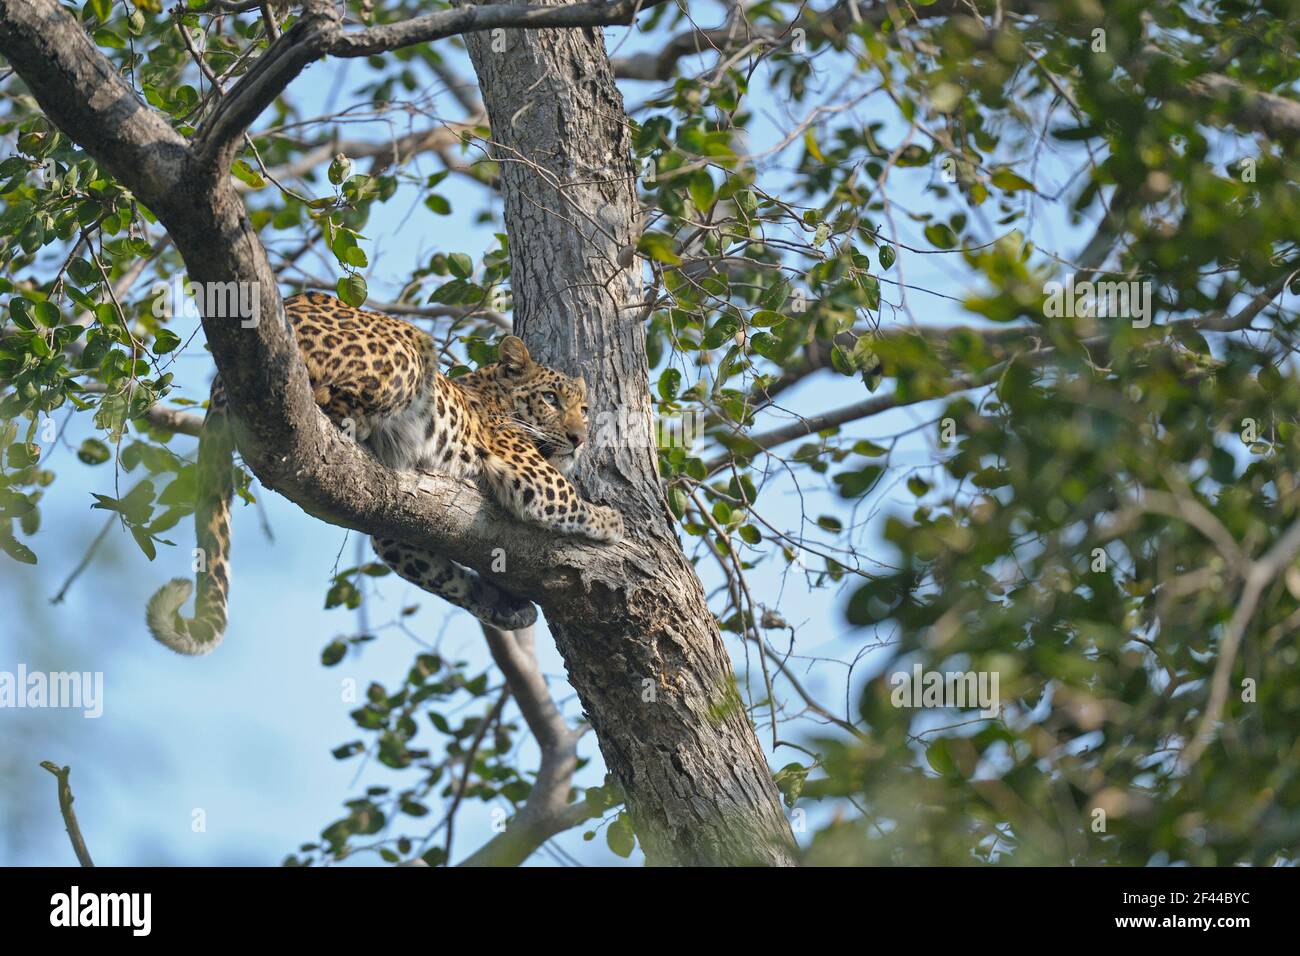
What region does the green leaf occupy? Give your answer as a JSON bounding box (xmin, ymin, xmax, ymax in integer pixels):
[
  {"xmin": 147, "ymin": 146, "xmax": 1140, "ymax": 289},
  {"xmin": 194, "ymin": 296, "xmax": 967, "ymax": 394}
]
[
  {"xmin": 8, "ymin": 298, "xmax": 35, "ymax": 330},
  {"xmin": 337, "ymin": 274, "xmax": 368, "ymax": 307},
  {"xmin": 0, "ymin": 532, "xmax": 37, "ymax": 565},
  {"xmin": 606, "ymin": 813, "xmax": 636, "ymax": 858},
  {"xmin": 77, "ymin": 438, "xmax": 111, "ymax": 465},
  {"xmin": 803, "ymin": 128, "xmax": 825, "ymax": 163},
  {"xmin": 131, "ymin": 526, "xmax": 157, "ymax": 561},
  {"xmin": 714, "ymin": 344, "xmax": 740, "ymax": 394},
  {"xmin": 833, "ymin": 465, "xmax": 883, "ymax": 498},
  {"xmin": 688, "ymin": 170, "xmax": 715, "ymax": 213},
  {"xmin": 328, "ymin": 155, "xmax": 352, "ymax": 186},
  {"xmin": 32, "ymin": 301, "xmax": 59, "ymax": 328},
  {"xmin": 668, "ymin": 486, "xmax": 687, "ymax": 519},
  {"xmin": 637, "ymin": 232, "xmax": 682, "ymax": 266},
  {"xmin": 989, "ymin": 167, "xmax": 1035, "ymax": 192},
  {"xmin": 68, "ymin": 258, "xmax": 99, "ymax": 287},
  {"xmin": 774, "ymin": 762, "xmax": 809, "ymax": 808},
  {"xmin": 830, "ymin": 344, "xmax": 855, "ymax": 376},
  {"xmin": 153, "ymin": 329, "xmax": 182, "ymax": 354},
  {"xmin": 447, "ymin": 253, "xmax": 473, "ymax": 280},
  {"xmin": 923, "ymin": 223, "xmax": 957, "ymax": 249},
  {"xmin": 926, "ymin": 740, "xmax": 957, "ymax": 775},
  {"xmin": 658, "ymin": 368, "xmax": 682, "ymax": 402},
  {"xmin": 325, "ymin": 579, "xmax": 362, "ymax": 610},
  {"xmin": 92, "ymin": 28, "xmax": 125, "ymax": 49},
  {"xmin": 231, "ymin": 160, "xmax": 266, "ymax": 190}
]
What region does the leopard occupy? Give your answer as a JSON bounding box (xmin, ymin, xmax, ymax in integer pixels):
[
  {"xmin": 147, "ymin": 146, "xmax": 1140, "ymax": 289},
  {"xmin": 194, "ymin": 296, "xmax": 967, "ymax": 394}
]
[{"xmin": 146, "ymin": 291, "xmax": 623, "ymax": 656}]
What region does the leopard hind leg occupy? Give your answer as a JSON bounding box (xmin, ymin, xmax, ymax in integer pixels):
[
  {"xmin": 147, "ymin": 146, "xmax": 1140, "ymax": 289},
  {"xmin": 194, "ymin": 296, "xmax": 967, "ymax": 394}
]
[{"xmin": 370, "ymin": 535, "xmax": 537, "ymax": 630}]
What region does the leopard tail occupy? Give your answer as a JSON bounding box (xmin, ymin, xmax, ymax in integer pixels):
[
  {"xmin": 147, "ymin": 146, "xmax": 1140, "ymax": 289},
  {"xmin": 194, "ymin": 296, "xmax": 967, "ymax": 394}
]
[{"xmin": 146, "ymin": 379, "xmax": 236, "ymax": 656}]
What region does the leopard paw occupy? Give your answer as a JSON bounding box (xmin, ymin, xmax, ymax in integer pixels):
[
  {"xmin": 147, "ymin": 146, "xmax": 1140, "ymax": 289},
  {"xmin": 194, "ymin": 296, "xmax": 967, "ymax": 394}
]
[
  {"xmin": 471, "ymin": 584, "xmax": 538, "ymax": 631},
  {"xmin": 483, "ymin": 600, "xmax": 538, "ymax": 631},
  {"xmin": 581, "ymin": 504, "xmax": 624, "ymax": 545}
]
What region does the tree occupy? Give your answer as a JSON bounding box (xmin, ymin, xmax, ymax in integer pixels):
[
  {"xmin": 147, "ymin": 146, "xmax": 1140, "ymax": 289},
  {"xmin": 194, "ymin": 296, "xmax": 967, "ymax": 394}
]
[
  {"xmin": 0, "ymin": 0, "xmax": 796, "ymax": 867},
  {"xmin": 2, "ymin": 0, "xmax": 1298, "ymax": 867}
]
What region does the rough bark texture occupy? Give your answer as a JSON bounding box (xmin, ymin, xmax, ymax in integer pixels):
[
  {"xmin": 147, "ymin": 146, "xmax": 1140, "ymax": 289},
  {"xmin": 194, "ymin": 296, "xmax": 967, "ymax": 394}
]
[
  {"xmin": 0, "ymin": 0, "xmax": 796, "ymax": 866},
  {"xmin": 460, "ymin": 1, "xmax": 797, "ymax": 866}
]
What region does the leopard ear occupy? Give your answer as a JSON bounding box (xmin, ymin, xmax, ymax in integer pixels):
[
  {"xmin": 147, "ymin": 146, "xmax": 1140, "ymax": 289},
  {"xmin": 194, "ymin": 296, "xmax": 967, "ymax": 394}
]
[{"xmin": 498, "ymin": 335, "xmax": 533, "ymax": 375}]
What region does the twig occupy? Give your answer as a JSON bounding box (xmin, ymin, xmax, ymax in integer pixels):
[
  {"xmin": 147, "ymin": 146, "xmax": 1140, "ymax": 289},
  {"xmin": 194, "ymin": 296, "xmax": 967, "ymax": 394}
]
[
  {"xmin": 1181, "ymin": 517, "xmax": 1300, "ymax": 769},
  {"xmin": 49, "ymin": 513, "xmax": 115, "ymax": 605},
  {"xmin": 444, "ymin": 688, "xmax": 509, "ymax": 863},
  {"xmin": 39, "ymin": 762, "xmax": 95, "ymax": 867}
]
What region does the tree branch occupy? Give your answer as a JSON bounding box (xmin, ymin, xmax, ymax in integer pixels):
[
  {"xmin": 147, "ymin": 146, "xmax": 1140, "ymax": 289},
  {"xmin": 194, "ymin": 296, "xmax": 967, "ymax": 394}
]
[
  {"xmin": 1181, "ymin": 516, "xmax": 1300, "ymax": 769},
  {"xmin": 193, "ymin": 0, "xmax": 341, "ymax": 171},
  {"xmin": 709, "ymin": 270, "xmax": 1295, "ymax": 470},
  {"xmin": 329, "ymin": 0, "xmax": 673, "ymax": 59},
  {"xmin": 1133, "ymin": 45, "xmax": 1300, "ymax": 143},
  {"xmin": 195, "ymin": 0, "xmax": 673, "ymax": 171},
  {"xmin": 458, "ymin": 622, "xmax": 602, "ymax": 866},
  {"xmin": 0, "ymin": 0, "xmax": 189, "ymax": 212},
  {"xmin": 706, "ymin": 367, "xmax": 998, "ymax": 473},
  {"xmin": 610, "ymin": 0, "xmax": 977, "ymax": 81},
  {"xmin": 39, "ymin": 762, "xmax": 94, "ymax": 867},
  {"xmin": 0, "ymin": 0, "xmax": 644, "ymax": 623}
]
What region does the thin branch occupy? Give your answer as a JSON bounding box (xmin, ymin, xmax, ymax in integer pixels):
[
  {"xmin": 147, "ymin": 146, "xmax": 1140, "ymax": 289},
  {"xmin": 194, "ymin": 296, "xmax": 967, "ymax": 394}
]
[
  {"xmin": 195, "ymin": 0, "xmax": 674, "ymax": 171},
  {"xmin": 459, "ymin": 623, "xmax": 600, "ymax": 867},
  {"xmin": 610, "ymin": 0, "xmax": 978, "ymax": 80},
  {"xmin": 327, "ymin": 0, "xmax": 674, "ymax": 59},
  {"xmin": 1181, "ymin": 517, "xmax": 1300, "ymax": 769},
  {"xmin": 1132, "ymin": 45, "xmax": 1300, "ymax": 143},
  {"xmin": 78, "ymin": 383, "xmax": 205, "ymax": 437},
  {"xmin": 708, "ymin": 271, "xmax": 1296, "ymax": 471},
  {"xmin": 39, "ymin": 762, "xmax": 94, "ymax": 867},
  {"xmin": 444, "ymin": 688, "xmax": 510, "ymax": 863},
  {"xmin": 1134, "ymin": 488, "xmax": 1247, "ymax": 576},
  {"xmin": 49, "ymin": 512, "xmax": 115, "ymax": 605},
  {"xmin": 706, "ymin": 367, "xmax": 998, "ymax": 473}
]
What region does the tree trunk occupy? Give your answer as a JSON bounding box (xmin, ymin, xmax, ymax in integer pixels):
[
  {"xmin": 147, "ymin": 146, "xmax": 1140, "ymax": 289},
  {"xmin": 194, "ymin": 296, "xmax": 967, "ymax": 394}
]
[
  {"xmin": 0, "ymin": 0, "xmax": 796, "ymax": 866},
  {"xmin": 461, "ymin": 2, "xmax": 797, "ymax": 866}
]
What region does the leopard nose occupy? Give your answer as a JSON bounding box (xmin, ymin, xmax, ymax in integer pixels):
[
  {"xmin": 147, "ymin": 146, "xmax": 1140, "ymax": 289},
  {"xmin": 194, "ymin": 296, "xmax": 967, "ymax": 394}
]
[{"xmin": 568, "ymin": 430, "xmax": 586, "ymax": 447}]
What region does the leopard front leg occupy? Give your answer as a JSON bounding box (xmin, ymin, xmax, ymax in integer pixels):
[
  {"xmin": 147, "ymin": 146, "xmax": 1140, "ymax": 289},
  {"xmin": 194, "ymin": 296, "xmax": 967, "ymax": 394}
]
[
  {"xmin": 371, "ymin": 536, "xmax": 537, "ymax": 630},
  {"xmin": 478, "ymin": 434, "xmax": 624, "ymax": 544}
]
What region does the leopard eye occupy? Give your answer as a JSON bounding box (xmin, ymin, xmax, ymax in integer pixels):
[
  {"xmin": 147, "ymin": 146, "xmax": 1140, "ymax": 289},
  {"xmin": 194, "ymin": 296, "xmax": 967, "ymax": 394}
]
[
  {"xmin": 581, "ymin": 405, "xmax": 589, "ymax": 416},
  {"xmin": 543, "ymin": 391, "xmax": 560, "ymax": 407}
]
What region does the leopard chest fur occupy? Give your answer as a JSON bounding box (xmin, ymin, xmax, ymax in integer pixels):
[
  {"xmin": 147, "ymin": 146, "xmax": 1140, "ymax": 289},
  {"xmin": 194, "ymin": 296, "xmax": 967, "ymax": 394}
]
[{"xmin": 364, "ymin": 377, "xmax": 483, "ymax": 481}]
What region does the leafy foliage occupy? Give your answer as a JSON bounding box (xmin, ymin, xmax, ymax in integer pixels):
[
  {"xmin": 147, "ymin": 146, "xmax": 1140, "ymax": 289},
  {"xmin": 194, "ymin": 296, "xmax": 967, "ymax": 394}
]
[{"xmin": 3, "ymin": 0, "xmax": 1299, "ymax": 864}]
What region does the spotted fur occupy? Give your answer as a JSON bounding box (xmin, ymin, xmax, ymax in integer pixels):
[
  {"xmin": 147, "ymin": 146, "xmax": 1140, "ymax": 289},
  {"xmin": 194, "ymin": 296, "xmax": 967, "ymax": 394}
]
[{"xmin": 146, "ymin": 292, "xmax": 622, "ymax": 655}]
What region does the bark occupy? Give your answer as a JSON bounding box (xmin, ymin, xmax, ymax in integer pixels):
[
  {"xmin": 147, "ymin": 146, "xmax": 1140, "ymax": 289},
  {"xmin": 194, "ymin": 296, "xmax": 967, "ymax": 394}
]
[
  {"xmin": 0, "ymin": 0, "xmax": 796, "ymax": 865},
  {"xmin": 459, "ymin": 0, "xmax": 796, "ymax": 866}
]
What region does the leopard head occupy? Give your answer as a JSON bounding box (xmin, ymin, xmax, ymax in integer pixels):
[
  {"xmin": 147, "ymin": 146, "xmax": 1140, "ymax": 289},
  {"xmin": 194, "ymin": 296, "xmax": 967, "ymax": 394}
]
[{"xmin": 477, "ymin": 335, "xmax": 591, "ymax": 473}]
